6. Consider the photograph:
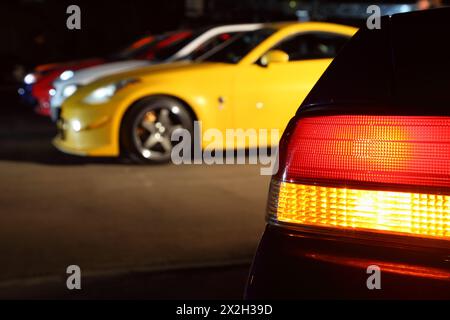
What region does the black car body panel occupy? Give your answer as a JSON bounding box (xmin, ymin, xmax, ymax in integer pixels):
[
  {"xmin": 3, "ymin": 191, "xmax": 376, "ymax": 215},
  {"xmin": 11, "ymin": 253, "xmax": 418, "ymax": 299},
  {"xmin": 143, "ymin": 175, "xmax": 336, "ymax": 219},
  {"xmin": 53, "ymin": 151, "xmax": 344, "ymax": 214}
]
[
  {"xmin": 247, "ymin": 8, "xmax": 450, "ymax": 299},
  {"xmin": 246, "ymin": 225, "xmax": 450, "ymax": 299}
]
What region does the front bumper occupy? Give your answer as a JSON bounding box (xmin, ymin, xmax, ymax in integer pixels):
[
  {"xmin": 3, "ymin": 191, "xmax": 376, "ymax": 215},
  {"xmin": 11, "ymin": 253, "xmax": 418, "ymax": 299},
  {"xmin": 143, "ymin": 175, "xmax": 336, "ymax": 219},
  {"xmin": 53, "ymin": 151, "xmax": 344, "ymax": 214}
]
[
  {"xmin": 246, "ymin": 225, "xmax": 450, "ymax": 299},
  {"xmin": 50, "ymin": 83, "xmax": 70, "ymax": 122},
  {"xmin": 53, "ymin": 102, "xmax": 119, "ymax": 157},
  {"xmin": 50, "ymin": 105, "xmax": 61, "ymax": 123},
  {"xmin": 34, "ymin": 98, "xmax": 51, "ymax": 117}
]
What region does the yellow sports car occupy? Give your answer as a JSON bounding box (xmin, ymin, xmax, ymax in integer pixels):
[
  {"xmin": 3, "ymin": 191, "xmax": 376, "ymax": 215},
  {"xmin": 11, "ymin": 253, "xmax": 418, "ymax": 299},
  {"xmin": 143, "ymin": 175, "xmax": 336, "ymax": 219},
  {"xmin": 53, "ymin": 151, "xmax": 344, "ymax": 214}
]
[{"xmin": 54, "ymin": 22, "xmax": 357, "ymax": 162}]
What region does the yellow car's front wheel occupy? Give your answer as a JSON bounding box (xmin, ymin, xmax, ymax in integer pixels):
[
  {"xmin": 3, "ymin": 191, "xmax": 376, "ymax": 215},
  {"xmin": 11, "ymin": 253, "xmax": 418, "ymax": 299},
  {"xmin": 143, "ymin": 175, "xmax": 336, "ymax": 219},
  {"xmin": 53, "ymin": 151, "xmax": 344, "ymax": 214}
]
[{"xmin": 120, "ymin": 96, "xmax": 194, "ymax": 163}]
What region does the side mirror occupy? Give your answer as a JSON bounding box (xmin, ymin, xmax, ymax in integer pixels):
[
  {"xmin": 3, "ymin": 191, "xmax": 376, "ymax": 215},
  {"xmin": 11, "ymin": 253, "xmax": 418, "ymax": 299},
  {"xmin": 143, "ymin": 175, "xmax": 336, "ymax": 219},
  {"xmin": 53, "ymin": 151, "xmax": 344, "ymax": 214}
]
[{"xmin": 260, "ymin": 50, "xmax": 289, "ymax": 66}]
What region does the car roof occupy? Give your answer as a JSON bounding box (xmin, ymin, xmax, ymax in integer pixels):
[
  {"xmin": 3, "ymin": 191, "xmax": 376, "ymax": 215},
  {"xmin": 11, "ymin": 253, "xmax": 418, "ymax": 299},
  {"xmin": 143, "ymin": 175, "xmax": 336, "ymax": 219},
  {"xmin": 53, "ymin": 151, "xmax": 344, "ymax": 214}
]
[{"xmin": 264, "ymin": 21, "xmax": 356, "ymax": 31}]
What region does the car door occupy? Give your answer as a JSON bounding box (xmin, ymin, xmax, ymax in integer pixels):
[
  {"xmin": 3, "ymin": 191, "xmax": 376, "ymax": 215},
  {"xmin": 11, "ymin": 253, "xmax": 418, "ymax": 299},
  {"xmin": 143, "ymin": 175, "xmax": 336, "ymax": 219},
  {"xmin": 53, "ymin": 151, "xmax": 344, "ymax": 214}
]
[{"xmin": 232, "ymin": 32, "xmax": 350, "ymax": 140}]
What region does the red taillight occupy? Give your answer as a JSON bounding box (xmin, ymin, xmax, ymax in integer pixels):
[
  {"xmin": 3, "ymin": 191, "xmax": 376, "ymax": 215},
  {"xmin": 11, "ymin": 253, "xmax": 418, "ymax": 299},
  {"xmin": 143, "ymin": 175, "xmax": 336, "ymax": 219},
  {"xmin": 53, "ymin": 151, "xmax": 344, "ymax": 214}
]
[
  {"xmin": 283, "ymin": 115, "xmax": 450, "ymax": 188},
  {"xmin": 270, "ymin": 114, "xmax": 450, "ymax": 240}
]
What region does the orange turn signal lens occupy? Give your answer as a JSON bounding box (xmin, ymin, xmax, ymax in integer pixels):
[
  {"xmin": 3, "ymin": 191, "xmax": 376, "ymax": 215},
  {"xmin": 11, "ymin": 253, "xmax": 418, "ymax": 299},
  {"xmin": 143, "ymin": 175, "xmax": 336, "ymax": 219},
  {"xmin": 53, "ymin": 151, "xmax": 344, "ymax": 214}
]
[{"xmin": 268, "ymin": 181, "xmax": 450, "ymax": 240}]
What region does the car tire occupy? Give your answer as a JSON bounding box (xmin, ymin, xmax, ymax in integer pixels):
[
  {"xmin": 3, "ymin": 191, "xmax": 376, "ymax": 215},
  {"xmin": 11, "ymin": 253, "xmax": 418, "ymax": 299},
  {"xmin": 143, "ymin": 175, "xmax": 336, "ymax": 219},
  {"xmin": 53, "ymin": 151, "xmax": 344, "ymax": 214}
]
[{"xmin": 120, "ymin": 96, "xmax": 194, "ymax": 164}]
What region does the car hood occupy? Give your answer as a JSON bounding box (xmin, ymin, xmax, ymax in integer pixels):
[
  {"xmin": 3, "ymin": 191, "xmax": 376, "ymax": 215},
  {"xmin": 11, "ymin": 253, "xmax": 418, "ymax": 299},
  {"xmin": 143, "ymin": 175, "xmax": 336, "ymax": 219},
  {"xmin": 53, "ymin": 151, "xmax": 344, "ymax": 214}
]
[
  {"xmin": 90, "ymin": 60, "xmax": 229, "ymax": 85},
  {"xmin": 54, "ymin": 60, "xmax": 151, "ymax": 88},
  {"xmin": 72, "ymin": 60, "xmax": 234, "ymax": 99}
]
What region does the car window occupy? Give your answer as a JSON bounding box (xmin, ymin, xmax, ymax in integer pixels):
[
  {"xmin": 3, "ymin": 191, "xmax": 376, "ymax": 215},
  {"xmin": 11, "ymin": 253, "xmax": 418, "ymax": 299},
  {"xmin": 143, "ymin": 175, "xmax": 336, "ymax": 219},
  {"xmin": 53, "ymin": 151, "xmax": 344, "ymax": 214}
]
[
  {"xmin": 112, "ymin": 34, "xmax": 166, "ymax": 60},
  {"xmin": 301, "ymin": 20, "xmax": 392, "ymax": 108},
  {"xmin": 272, "ymin": 32, "xmax": 350, "ymax": 61},
  {"xmin": 183, "ymin": 32, "xmax": 237, "ymax": 61},
  {"xmin": 391, "ymin": 9, "xmax": 450, "ymax": 106},
  {"xmin": 201, "ymin": 28, "xmax": 275, "ymax": 64},
  {"xmin": 303, "ymin": 9, "xmax": 450, "ymax": 113},
  {"xmin": 151, "ymin": 31, "xmax": 199, "ymax": 62}
]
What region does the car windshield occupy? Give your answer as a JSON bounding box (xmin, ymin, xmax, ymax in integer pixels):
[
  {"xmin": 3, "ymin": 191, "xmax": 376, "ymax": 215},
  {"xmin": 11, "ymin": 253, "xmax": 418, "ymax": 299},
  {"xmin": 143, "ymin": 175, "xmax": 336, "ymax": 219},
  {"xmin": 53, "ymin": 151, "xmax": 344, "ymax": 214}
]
[
  {"xmin": 111, "ymin": 30, "xmax": 202, "ymax": 62},
  {"xmin": 112, "ymin": 34, "xmax": 167, "ymax": 60},
  {"xmin": 200, "ymin": 28, "xmax": 276, "ymax": 64},
  {"xmin": 151, "ymin": 30, "xmax": 204, "ymax": 62}
]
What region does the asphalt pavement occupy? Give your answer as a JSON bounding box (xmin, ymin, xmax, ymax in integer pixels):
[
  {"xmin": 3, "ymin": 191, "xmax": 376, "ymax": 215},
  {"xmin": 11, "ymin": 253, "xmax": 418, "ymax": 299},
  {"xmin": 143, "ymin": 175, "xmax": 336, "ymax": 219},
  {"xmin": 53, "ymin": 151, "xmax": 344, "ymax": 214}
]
[{"xmin": 0, "ymin": 89, "xmax": 269, "ymax": 299}]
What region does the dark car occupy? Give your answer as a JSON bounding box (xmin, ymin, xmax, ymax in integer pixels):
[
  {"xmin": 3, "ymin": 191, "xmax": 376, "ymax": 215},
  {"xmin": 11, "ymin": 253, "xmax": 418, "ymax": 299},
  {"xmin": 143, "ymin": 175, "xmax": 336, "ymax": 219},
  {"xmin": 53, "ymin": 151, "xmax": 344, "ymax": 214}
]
[{"xmin": 246, "ymin": 8, "xmax": 450, "ymax": 299}]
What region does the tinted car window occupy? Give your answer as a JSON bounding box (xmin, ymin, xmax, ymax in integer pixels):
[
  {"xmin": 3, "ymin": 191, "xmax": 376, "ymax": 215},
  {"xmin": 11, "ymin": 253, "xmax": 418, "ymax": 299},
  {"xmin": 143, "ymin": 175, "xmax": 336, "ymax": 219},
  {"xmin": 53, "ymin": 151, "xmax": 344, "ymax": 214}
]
[
  {"xmin": 184, "ymin": 32, "xmax": 237, "ymax": 61},
  {"xmin": 152, "ymin": 32, "xmax": 199, "ymax": 61},
  {"xmin": 111, "ymin": 34, "xmax": 166, "ymax": 60},
  {"xmin": 302, "ymin": 20, "xmax": 392, "ymax": 107},
  {"xmin": 201, "ymin": 28, "xmax": 275, "ymax": 64},
  {"xmin": 303, "ymin": 8, "xmax": 450, "ymax": 114},
  {"xmin": 391, "ymin": 9, "xmax": 450, "ymax": 106},
  {"xmin": 111, "ymin": 31, "xmax": 198, "ymax": 62},
  {"xmin": 273, "ymin": 32, "xmax": 350, "ymax": 61}
]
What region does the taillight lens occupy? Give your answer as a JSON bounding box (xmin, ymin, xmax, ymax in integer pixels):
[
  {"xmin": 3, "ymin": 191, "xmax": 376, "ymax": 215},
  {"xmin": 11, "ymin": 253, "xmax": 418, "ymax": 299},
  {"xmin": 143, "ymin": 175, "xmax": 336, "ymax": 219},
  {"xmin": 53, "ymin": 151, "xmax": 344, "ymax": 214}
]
[{"xmin": 270, "ymin": 115, "xmax": 450, "ymax": 240}]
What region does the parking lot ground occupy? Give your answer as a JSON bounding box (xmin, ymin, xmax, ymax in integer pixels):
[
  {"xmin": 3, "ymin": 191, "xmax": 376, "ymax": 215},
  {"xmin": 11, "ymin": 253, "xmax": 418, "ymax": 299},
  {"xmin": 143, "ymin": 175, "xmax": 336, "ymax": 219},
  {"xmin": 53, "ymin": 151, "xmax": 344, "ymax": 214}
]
[{"xmin": 0, "ymin": 91, "xmax": 269, "ymax": 299}]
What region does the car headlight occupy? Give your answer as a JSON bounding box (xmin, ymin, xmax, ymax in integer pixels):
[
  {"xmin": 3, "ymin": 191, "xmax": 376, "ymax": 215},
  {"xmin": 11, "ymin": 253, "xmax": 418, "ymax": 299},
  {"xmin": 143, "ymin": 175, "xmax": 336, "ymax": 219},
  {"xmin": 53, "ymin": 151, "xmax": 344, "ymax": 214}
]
[
  {"xmin": 60, "ymin": 70, "xmax": 74, "ymax": 81},
  {"xmin": 83, "ymin": 78, "xmax": 140, "ymax": 105},
  {"xmin": 62, "ymin": 84, "xmax": 78, "ymax": 98},
  {"xmin": 24, "ymin": 73, "xmax": 36, "ymax": 85}
]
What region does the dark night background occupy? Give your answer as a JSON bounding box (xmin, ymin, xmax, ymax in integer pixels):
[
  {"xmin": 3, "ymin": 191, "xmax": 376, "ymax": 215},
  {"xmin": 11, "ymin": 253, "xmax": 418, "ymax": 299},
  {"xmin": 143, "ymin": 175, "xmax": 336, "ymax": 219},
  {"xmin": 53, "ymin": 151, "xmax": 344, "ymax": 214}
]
[
  {"xmin": 2, "ymin": 0, "xmax": 447, "ymax": 85},
  {"xmin": 0, "ymin": 0, "xmax": 184, "ymax": 76},
  {"xmin": 0, "ymin": 0, "xmax": 302, "ymax": 78},
  {"xmin": 0, "ymin": 0, "xmax": 403, "ymax": 85}
]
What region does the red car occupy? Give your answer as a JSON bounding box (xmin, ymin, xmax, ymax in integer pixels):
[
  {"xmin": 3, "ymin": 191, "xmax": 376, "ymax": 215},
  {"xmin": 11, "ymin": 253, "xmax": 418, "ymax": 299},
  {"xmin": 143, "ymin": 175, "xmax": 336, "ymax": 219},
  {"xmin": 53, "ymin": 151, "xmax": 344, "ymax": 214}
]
[
  {"xmin": 19, "ymin": 57, "xmax": 104, "ymax": 108},
  {"xmin": 30, "ymin": 58, "xmax": 105, "ymax": 116}
]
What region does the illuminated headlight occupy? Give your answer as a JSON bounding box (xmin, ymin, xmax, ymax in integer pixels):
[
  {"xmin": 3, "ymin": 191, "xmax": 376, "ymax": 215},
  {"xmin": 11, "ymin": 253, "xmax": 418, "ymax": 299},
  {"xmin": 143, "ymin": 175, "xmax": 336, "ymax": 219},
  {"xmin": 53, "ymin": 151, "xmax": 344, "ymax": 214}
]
[
  {"xmin": 83, "ymin": 78, "xmax": 140, "ymax": 105},
  {"xmin": 62, "ymin": 84, "xmax": 78, "ymax": 98},
  {"xmin": 71, "ymin": 120, "xmax": 82, "ymax": 132},
  {"xmin": 60, "ymin": 70, "xmax": 74, "ymax": 81},
  {"xmin": 49, "ymin": 89, "xmax": 56, "ymax": 96},
  {"xmin": 24, "ymin": 73, "xmax": 36, "ymax": 85},
  {"xmin": 83, "ymin": 84, "xmax": 116, "ymax": 104}
]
